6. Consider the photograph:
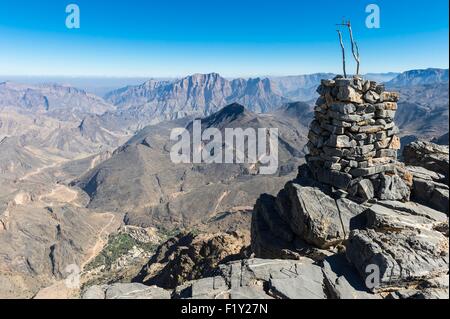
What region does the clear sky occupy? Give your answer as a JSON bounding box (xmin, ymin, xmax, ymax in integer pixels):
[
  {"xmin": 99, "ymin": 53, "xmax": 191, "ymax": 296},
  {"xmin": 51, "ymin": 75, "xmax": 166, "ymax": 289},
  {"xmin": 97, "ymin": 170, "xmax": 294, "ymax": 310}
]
[{"xmin": 0, "ymin": 0, "xmax": 448, "ymax": 77}]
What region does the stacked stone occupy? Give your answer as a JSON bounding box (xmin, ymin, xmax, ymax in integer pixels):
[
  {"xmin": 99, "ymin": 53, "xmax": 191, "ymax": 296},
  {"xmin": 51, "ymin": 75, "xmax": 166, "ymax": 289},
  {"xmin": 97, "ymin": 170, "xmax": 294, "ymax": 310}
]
[{"xmin": 306, "ymin": 76, "xmax": 404, "ymax": 201}]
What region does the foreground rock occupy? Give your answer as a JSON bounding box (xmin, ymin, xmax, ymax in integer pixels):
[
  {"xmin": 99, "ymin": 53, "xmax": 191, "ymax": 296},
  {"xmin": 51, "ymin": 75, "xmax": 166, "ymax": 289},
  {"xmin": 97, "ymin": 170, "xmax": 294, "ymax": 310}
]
[
  {"xmin": 134, "ymin": 231, "xmax": 250, "ymax": 289},
  {"xmin": 403, "ymin": 140, "xmax": 449, "ymax": 182},
  {"xmin": 84, "ymin": 257, "xmax": 378, "ymax": 299},
  {"xmin": 347, "ymin": 201, "xmax": 448, "ymax": 291},
  {"xmin": 251, "ymin": 158, "xmax": 448, "ymax": 299},
  {"xmin": 403, "ymin": 141, "xmax": 449, "ymax": 214},
  {"xmin": 83, "ymin": 283, "xmax": 170, "ymax": 299},
  {"xmin": 252, "ymin": 167, "xmax": 368, "ymax": 259}
]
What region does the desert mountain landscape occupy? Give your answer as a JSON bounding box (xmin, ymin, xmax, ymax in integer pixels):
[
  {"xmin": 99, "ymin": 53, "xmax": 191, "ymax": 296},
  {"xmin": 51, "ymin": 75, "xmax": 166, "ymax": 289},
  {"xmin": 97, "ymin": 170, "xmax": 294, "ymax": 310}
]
[{"xmin": 0, "ymin": 68, "xmax": 448, "ymax": 299}]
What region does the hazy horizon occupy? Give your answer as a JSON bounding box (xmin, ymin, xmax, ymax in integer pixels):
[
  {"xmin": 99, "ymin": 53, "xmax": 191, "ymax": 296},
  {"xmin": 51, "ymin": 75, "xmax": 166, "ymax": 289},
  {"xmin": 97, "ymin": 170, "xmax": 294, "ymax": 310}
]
[{"xmin": 0, "ymin": 67, "xmax": 447, "ymax": 80}]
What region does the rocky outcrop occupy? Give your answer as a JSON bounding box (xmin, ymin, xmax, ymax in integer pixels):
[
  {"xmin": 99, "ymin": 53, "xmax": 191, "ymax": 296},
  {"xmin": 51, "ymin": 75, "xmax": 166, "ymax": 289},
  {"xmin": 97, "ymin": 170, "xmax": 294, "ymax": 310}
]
[
  {"xmin": 403, "ymin": 141, "xmax": 449, "ymax": 214},
  {"xmin": 403, "ymin": 140, "xmax": 449, "ymax": 182},
  {"xmin": 250, "ymin": 77, "xmax": 449, "ymax": 300},
  {"xmin": 251, "ymin": 166, "xmax": 368, "ymax": 257},
  {"xmin": 252, "ymin": 166, "xmax": 449, "ymax": 299},
  {"xmin": 133, "ymin": 231, "xmax": 250, "ymax": 289},
  {"xmin": 346, "ymin": 201, "xmax": 449, "ymax": 291}
]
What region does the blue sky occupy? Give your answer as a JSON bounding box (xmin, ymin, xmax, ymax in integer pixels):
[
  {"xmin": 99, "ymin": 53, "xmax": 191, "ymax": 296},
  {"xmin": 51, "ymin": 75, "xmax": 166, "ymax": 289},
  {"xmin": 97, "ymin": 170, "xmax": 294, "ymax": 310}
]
[{"xmin": 0, "ymin": 0, "xmax": 448, "ymax": 77}]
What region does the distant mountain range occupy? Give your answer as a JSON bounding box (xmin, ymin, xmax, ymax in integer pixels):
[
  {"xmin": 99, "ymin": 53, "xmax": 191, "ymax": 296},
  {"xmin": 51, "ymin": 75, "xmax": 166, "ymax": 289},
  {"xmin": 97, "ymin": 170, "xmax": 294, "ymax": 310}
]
[
  {"xmin": 104, "ymin": 73, "xmax": 289, "ymax": 124},
  {"xmin": 1, "ymin": 68, "xmax": 448, "ymax": 150},
  {"xmin": 0, "ymin": 82, "xmax": 115, "ymax": 121},
  {"xmin": 387, "ymin": 68, "xmax": 449, "ymax": 87}
]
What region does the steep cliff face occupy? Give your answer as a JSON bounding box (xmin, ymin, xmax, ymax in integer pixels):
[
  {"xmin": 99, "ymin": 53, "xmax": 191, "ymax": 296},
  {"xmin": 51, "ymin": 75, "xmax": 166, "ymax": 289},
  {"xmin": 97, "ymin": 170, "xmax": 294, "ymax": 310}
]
[{"xmin": 104, "ymin": 73, "xmax": 290, "ymax": 127}]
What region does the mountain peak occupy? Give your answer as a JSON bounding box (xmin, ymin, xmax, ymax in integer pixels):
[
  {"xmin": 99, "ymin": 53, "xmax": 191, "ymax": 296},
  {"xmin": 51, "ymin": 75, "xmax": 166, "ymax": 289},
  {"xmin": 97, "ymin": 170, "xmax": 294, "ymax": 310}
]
[
  {"xmin": 200, "ymin": 103, "xmax": 251, "ymax": 129},
  {"xmin": 218, "ymin": 102, "xmax": 246, "ymax": 115}
]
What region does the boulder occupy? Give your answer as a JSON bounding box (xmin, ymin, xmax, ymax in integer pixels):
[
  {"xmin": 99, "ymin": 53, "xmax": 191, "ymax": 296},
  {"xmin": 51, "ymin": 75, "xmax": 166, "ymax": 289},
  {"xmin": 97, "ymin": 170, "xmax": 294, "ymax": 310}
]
[
  {"xmin": 377, "ymin": 174, "xmax": 411, "ymax": 201},
  {"xmin": 251, "ymin": 191, "xmax": 338, "ymax": 261},
  {"xmin": 406, "ymin": 165, "xmax": 449, "ymax": 214},
  {"xmin": 403, "ymin": 141, "xmax": 449, "ymax": 182},
  {"xmin": 322, "ymin": 254, "xmax": 380, "ymax": 299},
  {"xmin": 284, "ymin": 182, "xmax": 366, "ymax": 248},
  {"xmin": 346, "ymin": 203, "xmax": 449, "ymax": 291}
]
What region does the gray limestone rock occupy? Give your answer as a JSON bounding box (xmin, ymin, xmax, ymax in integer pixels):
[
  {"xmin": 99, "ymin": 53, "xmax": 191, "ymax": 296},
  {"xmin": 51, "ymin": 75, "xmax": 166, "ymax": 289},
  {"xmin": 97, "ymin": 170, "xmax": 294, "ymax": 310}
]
[
  {"xmin": 403, "ymin": 141, "xmax": 449, "ymax": 182},
  {"xmin": 322, "ymin": 254, "xmax": 380, "ymax": 299},
  {"xmin": 364, "ymin": 91, "xmax": 380, "ymax": 104},
  {"xmin": 357, "ymin": 179, "xmax": 375, "ymax": 201},
  {"xmin": 83, "ymin": 283, "xmax": 171, "ymax": 299},
  {"xmin": 346, "ymin": 204, "xmax": 449, "ymax": 291},
  {"xmin": 377, "ymin": 174, "xmax": 411, "ymax": 201},
  {"xmin": 284, "ymin": 183, "xmax": 365, "ymax": 248}
]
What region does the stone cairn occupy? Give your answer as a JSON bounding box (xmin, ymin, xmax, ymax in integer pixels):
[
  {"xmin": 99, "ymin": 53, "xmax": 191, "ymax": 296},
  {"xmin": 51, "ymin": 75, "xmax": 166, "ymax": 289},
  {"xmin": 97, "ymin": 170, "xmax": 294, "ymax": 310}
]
[{"xmin": 305, "ymin": 76, "xmax": 407, "ymax": 201}]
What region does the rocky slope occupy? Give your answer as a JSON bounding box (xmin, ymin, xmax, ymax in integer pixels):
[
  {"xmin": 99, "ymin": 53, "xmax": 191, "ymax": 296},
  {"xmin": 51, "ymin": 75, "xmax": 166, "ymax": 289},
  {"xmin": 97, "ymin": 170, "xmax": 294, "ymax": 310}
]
[
  {"xmin": 250, "ymin": 147, "xmax": 448, "ymax": 298},
  {"xmin": 73, "ymin": 103, "xmax": 308, "ymax": 230}
]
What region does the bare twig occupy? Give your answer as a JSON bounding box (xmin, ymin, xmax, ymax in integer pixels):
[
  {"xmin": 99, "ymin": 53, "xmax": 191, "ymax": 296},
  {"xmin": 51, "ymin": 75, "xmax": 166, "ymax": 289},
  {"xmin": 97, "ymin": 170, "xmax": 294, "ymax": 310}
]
[
  {"xmin": 347, "ymin": 21, "xmax": 361, "ymax": 76},
  {"xmin": 336, "ymin": 20, "xmax": 361, "ymax": 76},
  {"xmin": 336, "ymin": 30, "xmax": 347, "ymax": 78}
]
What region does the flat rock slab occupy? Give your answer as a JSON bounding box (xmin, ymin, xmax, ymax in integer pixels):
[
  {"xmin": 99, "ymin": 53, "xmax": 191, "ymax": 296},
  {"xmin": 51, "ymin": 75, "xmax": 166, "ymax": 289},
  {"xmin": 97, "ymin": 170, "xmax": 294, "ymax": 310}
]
[
  {"xmin": 189, "ymin": 276, "xmax": 229, "ymax": 299},
  {"xmin": 268, "ymin": 261, "xmax": 326, "ymax": 299},
  {"xmin": 83, "ymin": 283, "xmax": 171, "ymax": 299},
  {"xmin": 177, "ymin": 258, "xmax": 327, "ymax": 299}
]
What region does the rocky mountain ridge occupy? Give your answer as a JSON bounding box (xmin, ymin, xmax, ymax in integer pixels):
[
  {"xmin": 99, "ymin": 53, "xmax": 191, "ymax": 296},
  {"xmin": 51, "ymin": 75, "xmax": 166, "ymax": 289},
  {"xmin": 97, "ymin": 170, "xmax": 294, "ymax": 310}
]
[
  {"xmin": 0, "ymin": 69, "xmax": 448, "ymax": 299},
  {"xmin": 81, "ymin": 77, "xmax": 449, "ymax": 300}
]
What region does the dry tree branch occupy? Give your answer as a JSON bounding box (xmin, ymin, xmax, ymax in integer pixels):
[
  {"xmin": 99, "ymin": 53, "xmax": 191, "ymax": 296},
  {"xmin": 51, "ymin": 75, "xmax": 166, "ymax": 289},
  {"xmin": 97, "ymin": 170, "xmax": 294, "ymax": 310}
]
[
  {"xmin": 346, "ymin": 21, "xmax": 361, "ymax": 76},
  {"xmin": 336, "ymin": 30, "xmax": 347, "ymax": 78},
  {"xmin": 336, "ymin": 20, "xmax": 361, "ymax": 76}
]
